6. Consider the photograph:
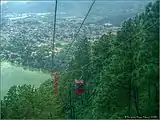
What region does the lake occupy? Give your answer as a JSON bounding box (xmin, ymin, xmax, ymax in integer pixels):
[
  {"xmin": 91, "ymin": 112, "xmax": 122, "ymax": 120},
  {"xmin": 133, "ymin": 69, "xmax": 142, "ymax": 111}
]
[{"xmin": 1, "ymin": 62, "xmax": 50, "ymax": 99}]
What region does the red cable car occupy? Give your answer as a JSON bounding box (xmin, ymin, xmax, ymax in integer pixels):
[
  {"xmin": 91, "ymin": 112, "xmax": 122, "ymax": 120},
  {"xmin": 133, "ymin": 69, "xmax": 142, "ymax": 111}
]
[{"xmin": 74, "ymin": 80, "xmax": 84, "ymax": 94}]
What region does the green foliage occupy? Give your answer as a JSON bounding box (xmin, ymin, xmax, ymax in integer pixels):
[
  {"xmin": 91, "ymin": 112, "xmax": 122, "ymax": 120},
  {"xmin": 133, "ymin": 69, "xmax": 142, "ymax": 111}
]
[
  {"xmin": 1, "ymin": 1, "xmax": 159, "ymax": 119},
  {"xmin": 89, "ymin": 1, "xmax": 159, "ymax": 119},
  {"xmin": 1, "ymin": 83, "xmax": 65, "ymax": 119}
]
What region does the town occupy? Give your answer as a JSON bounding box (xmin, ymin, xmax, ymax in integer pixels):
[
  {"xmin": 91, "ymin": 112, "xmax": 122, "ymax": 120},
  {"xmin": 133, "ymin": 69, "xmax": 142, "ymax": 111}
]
[{"xmin": 1, "ymin": 12, "xmax": 120, "ymax": 70}]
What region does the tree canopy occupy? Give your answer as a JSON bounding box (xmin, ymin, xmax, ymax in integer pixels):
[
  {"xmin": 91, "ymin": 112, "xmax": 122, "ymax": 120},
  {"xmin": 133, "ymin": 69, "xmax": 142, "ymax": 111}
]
[{"xmin": 1, "ymin": 1, "xmax": 159, "ymax": 119}]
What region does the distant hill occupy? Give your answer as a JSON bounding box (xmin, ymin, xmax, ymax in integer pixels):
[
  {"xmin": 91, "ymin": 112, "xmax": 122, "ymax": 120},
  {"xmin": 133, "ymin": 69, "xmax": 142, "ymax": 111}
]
[
  {"xmin": 1, "ymin": 0, "xmax": 151, "ymax": 26},
  {"xmin": 1, "ymin": 1, "xmax": 150, "ymax": 14}
]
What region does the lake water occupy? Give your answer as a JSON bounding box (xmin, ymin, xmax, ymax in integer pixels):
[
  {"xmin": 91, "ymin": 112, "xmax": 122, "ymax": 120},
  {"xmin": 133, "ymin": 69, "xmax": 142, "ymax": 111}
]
[{"xmin": 1, "ymin": 62, "xmax": 50, "ymax": 99}]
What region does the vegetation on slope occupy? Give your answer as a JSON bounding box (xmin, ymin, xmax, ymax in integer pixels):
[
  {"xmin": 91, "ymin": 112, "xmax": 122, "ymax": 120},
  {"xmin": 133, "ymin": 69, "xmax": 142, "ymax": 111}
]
[{"xmin": 1, "ymin": 1, "xmax": 159, "ymax": 119}]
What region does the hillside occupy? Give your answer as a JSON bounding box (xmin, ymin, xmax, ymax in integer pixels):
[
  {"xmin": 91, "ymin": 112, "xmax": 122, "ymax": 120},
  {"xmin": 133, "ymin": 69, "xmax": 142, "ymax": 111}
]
[
  {"xmin": 1, "ymin": 0, "xmax": 159, "ymax": 119},
  {"xmin": 1, "ymin": 0, "xmax": 151, "ymax": 26}
]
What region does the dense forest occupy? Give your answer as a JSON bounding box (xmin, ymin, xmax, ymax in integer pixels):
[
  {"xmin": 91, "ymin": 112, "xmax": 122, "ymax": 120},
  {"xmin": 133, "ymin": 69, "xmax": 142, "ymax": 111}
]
[{"xmin": 1, "ymin": 1, "xmax": 159, "ymax": 119}]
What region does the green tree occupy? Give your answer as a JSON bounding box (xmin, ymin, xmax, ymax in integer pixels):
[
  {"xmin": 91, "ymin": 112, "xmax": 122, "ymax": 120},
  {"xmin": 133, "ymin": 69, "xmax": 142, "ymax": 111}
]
[{"xmin": 1, "ymin": 83, "xmax": 65, "ymax": 119}]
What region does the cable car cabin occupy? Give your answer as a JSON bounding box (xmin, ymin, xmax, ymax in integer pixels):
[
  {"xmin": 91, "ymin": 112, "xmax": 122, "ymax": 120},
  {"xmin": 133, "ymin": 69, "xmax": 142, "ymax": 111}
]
[{"xmin": 74, "ymin": 80, "xmax": 84, "ymax": 94}]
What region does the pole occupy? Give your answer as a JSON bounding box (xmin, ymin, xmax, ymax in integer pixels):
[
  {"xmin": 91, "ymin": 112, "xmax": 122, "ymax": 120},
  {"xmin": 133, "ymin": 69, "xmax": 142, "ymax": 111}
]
[
  {"xmin": 51, "ymin": 0, "xmax": 58, "ymax": 72},
  {"xmin": 53, "ymin": 72, "xmax": 58, "ymax": 94}
]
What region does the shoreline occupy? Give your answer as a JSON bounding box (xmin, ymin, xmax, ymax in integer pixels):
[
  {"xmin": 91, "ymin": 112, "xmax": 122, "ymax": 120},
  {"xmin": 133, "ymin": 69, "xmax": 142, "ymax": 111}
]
[{"xmin": 1, "ymin": 60, "xmax": 50, "ymax": 75}]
